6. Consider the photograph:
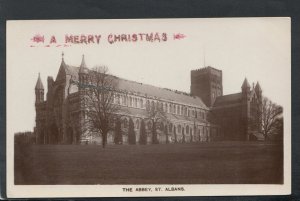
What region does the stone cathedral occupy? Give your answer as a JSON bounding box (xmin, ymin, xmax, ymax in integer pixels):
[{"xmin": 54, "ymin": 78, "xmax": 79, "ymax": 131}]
[{"xmin": 34, "ymin": 54, "xmax": 262, "ymax": 144}]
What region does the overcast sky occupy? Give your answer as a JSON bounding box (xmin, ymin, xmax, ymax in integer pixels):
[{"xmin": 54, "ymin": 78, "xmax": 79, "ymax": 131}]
[{"xmin": 7, "ymin": 18, "xmax": 290, "ymax": 134}]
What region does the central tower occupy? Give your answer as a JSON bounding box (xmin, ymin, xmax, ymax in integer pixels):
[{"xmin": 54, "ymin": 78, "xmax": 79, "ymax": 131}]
[{"xmin": 190, "ymin": 66, "xmax": 223, "ymax": 107}]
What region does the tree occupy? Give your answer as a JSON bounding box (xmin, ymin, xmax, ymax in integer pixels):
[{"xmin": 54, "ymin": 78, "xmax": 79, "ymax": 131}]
[
  {"xmin": 190, "ymin": 128, "xmax": 193, "ymax": 143},
  {"xmin": 272, "ymin": 117, "xmax": 283, "ymax": 142},
  {"xmin": 128, "ymin": 118, "xmax": 136, "ymax": 144},
  {"xmin": 152, "ymin": 121, "xmax": 159, "ymax": 144},
  {"xmin": 146, "ymin": 100, "xmax": 167, "ymax": 144},
  {"xmin": 83, "ymin": 66, "xmax": 120, "ymax": 148},
  {"xmin": 173, "ymin": 126, "xmax": 177, "ymax": 143},
  {"xmin": 164, "ymin": 125, "xmax": 169, "ymax": 144},
  {"xmin": 114, "ymin": 118, "xmax": 122, "ymax": 144},
  {"xmin": 139, "ymin": 119, "xmax": 147, "ymax": 145},
  {"xmin": 251, "ymin": 97, "xmax": 283, "ymax": 141}
]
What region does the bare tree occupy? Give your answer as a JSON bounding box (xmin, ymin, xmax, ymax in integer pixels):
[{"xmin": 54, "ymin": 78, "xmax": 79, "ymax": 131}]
[
  {"xmin": 83, "ymin": 66, "xmax": 120, "ymax": 148},
  {"xmin": 251, "ymin": 97, "xmax": 283, "ymax": 141},
  {"xmin": 146, "ymin": 101, "xmax": 167, "ymax": 144},
  {"xmin": 139, "ymin": 119, "xmax": 147, "ymax": 145}
]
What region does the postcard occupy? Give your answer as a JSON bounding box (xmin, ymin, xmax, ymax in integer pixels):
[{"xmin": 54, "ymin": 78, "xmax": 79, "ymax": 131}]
[{"xmin": 6, "ymin": 18, "xmax": 291, "ymax": 197}]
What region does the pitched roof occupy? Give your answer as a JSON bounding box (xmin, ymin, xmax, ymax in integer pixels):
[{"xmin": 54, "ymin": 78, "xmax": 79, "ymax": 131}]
[
  {"xmin": 79, "ymin": 55, "xmax": 89, "ymax": 74},
  {"xmin": 65, "ymin": 65, "xmax": 208, "ymax": 109},
  {"xmin": 65, "ymin": 65, "xmax": 79, "ymax": 80},
  {"xmin": 255, "ymin": 81, "xmax": 262, "ymax": 92},
  {"xmin": 213, "ymin": 93, "xmax": 242, "ymax": 107},
  {"xmin": 241, "ymin": 78, "xmax": 250, "ymax": 89},
  {"xmin": 118, "ymin": 106, "xmax": 208, "ymax": 124},
  {"xmin": 35, "ymin": 73, "xmax": 44, "ymax": 90},
  {"xmin": 117, "ymin": 78, "xmax": 208, "ymax": 109}
]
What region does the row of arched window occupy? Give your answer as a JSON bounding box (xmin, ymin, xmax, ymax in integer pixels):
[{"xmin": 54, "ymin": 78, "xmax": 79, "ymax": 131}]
[
  {"xmin": 145, "ymin": 99, "xmax": 207, "ymax": 120},
  {"xmin": 120, "ymin": 118, "xmax": 199, "ymax": 135},
  {"xmin": 114, "ymin": 94, "xmax": 144, "ymax": 108},
  {"xmin": 113, "ymin": 93, "xmax": 207, "ymax": 120}
]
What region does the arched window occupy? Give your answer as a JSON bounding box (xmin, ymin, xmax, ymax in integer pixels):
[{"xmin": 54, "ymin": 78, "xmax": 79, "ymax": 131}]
[
  {"xmin": 160, "ymin": 122, "xmax": 164, "ymax": 130},
  {"xmin": 146, "ymin": 100, "xmax": 150, "ymax": 111},
  {"xmin": 164, "ymin": 103, "xmax": 167, "ymax": 112},
  {"xmin": 123, "ymin": 118, "xmax": 128, "ymax": 128},
  {"xmin": 173, "ymin": 105, "xmax": 176, "ymax": 114},
  {"xmin": 147, "ymin": 121, "xmax": 152, "ymax": 129},
  {"xmin": 169, "ymin": 104, "xmax": 172, "ymax": 113},
  {"xmin": 116, "ymin": 94, "xmax": 120, "ymax": 105},
  {"xmin": 186, "ymin": 125, "xmax": 189, "ymax": 134},
  {"xmin": 177, "ymin": 105, "xmax": 180, "ymax": 115},
  {"xmin": 129, "ymin": 97, "xmax": 132, "ymax": 106},
  {"xmin": 184, "ymin": 107, "xmax": 187, "ymax": 116},
  {"xmin": 178, "ymin": 125, "xmax": 181, "ymax": 133},
  {"xmin": 120, "ymin": 95, "xmax": 123, "ymax": 105},
  {"xmin": 181, "ymin": 106, "xmax": 184, "ymax": 115},
  {"xmin": 136, "ymin": 119, "xmax": 140, "ymax": 129},
  {"xmin": 151, "ymin": 101, "xmax": 155, "ymax": 111},
  {"xmin": 169, "ymin": 123, "xmax": 173, "ymax": 132},
  {"xmin": 124, "ymin": 95, "xmax": 127, "ymax": 105},
  {"xmin": 140, "ymin": 99, "xmax": 143, "ymax": 108},
  {"xmin": 122, "ymin": 95, "xmax": 126, "ymax": 105},
  {"xmin": 134, "ymin": 98, "xmax": 137, "ymax": 107},
  {"xmin": 113, "ymin": 94, "xmax": 116, "ymax": 103}
]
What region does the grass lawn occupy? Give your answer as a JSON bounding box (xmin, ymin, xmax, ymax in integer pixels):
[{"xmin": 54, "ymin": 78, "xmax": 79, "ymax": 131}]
[{"xmin": 14, "ymin": 141, "xmax": 283, "ymax": 184}]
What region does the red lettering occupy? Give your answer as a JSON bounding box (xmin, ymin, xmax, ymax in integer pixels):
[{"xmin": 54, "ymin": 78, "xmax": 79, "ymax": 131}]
[
  {"xmin": 114, "ymin": 34, "xmax": 121, "ymax": 42},
  {"xmin": 138, "ymin": 33, "xmax": 145, "ymax": 41},
  {"xmin": 121, "ymin": 34, "xmax": 127, "ymax": 42},
  {"xmin": 87, "ymin": 35, "xmax": 94, "ymax": 43},
  {"xmin": 74, "ymin": 36, "xmax": 79, "ymax": 43},
  {"xmin": 50, "ymin": 36, "xmax": 57, "ymax": 43},
  {"xmin": 65, "ymin": 35, "xmax": 73, "ymax": 43},
  {"xmin": 154, "ymin": 33, "xmax": 160, "ymax": 42},
  {"xmin": 95, "ymin": 35, "xmax": 101, "ymax": 44},
  {"xmin": 80, "ymin": 35, "xmax": 87, "ymax": 44},
  {"xmin": 108, "ymin": 34, "xmax": 114, "ymax": 44},
  {"xmin": 146, "ymin": 33, "xmax": 153, "ymax": 42},
  {"xmin": 162, "ymin": 33, "xmax": 168, "ymax": 41},
  {"xmin": 31, "ymin": 34, "xmax": 44, "ymax": 43},
  {"xmin": 132, "ymin": 34, "xmax": 137, "ymax": 42}
]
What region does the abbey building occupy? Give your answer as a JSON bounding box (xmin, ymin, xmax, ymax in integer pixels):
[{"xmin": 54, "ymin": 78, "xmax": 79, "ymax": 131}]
[{"xmin": 34, "ymin": 54, "xmax": 262, "ymax": 144}]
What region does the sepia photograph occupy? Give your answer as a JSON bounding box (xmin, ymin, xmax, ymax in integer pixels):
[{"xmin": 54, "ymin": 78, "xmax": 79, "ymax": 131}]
[{"xmin": 6, "ymin": 18, "xmax": 291, "ymax": 197}]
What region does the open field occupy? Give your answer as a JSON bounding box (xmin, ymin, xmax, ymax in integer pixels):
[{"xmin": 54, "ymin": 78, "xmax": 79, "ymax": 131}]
[{"xmin": 15, "ymin": 141, "xmax": 283, "ymax": 184}]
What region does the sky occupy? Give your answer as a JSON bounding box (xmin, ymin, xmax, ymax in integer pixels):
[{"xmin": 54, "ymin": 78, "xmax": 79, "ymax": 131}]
[{"xmin": 7, "ymin": 18, "xmax": 291, "ymax": 134}]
